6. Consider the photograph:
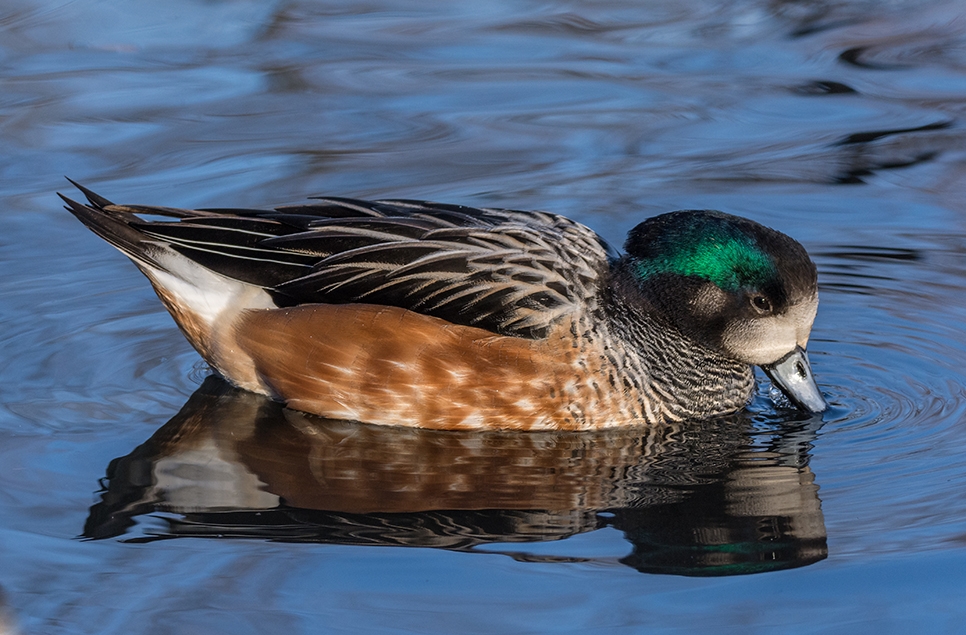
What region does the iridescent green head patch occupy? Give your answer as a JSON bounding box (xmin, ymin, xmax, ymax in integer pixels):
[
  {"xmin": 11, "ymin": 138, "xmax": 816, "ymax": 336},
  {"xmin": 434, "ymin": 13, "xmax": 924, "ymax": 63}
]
[{"xmin": 627, "ymin": 211, "xmax": 778, "ymax": 292}]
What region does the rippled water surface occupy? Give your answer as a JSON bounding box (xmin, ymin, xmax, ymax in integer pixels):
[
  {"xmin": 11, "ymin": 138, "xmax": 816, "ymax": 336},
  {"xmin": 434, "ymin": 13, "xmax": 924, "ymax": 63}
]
[{"xmin": 3, "ymin": 0, "xmax": 966, "ymax": 632}]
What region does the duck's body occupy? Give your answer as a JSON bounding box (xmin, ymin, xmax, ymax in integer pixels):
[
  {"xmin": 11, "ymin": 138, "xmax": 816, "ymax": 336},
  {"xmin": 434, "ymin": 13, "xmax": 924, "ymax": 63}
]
[{"xmin": 61, "ymin": 182, "xmax": 825, "ymax": 430}]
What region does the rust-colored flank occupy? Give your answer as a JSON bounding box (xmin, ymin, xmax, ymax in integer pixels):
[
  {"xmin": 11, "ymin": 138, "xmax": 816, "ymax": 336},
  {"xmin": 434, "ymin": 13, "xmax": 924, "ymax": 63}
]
[{"xmin": 229, "ymin": 303, "xmax": 621, "ymax": 431}]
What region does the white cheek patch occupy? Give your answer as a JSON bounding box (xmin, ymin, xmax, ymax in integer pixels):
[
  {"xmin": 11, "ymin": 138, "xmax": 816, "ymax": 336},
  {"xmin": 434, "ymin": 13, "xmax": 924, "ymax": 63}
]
[
  {"xmin": 721, "ymin": 294, "xmax": 819, "ymax": 365},
  {"xmin": 793, "ymin": 295, "xmax": 819, "ymax": 348},
  {"xmin": 722, "ymin": 318, "xmax": 798, "ymax": 365}
]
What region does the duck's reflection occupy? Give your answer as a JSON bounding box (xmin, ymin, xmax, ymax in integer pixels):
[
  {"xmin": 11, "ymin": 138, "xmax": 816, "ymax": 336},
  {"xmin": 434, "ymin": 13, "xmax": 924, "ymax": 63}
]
[{"xmin": 85, "ymin": 377, "xmax": 827, "ymax": 576}]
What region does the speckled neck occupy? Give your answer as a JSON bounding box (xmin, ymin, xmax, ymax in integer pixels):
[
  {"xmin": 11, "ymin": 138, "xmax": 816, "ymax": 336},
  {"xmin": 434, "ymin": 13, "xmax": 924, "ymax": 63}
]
[{"xmin": 598, "ymin": 270, "xmax": 756, "ymax": 422}]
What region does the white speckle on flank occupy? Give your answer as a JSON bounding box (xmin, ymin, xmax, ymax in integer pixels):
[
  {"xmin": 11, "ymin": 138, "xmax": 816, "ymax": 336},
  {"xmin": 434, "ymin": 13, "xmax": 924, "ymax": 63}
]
[{"xmin": 459, "ymin": 413, "xmax": 485, "ymax": 428}]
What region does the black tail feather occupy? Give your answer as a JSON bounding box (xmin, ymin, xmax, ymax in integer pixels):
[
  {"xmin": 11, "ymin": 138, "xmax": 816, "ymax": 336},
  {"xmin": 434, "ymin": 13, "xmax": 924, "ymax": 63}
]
[
  {"xmin": 59, "ymin": 185, "xmax": 167, "ymax": 272},
  {"xmin": 65, "ymin": 177, "xmax": 115, "ymax": 209}
]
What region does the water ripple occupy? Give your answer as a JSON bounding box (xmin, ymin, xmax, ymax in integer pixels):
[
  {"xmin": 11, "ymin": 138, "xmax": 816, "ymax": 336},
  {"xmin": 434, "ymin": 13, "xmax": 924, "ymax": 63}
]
[
  {"xmin": 807, "ymin": 232, "xmax": 966, "ymax": 555},
  {"xmin": 3, "ymin": 0, "xmax": 966, "ymax": 627}
]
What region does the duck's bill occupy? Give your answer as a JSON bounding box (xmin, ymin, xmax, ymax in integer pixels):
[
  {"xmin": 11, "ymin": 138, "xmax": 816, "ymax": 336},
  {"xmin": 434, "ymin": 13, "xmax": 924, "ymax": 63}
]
[{"xmin": 761, "ymin": 347, "xmax": 828, "ymax": 413}]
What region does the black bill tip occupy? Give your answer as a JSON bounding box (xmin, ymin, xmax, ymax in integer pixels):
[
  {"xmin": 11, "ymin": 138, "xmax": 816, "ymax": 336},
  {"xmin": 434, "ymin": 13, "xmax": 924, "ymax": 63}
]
[{"xmin": 761, "ymin": 347, "xmax": 827, "ymax": 413}]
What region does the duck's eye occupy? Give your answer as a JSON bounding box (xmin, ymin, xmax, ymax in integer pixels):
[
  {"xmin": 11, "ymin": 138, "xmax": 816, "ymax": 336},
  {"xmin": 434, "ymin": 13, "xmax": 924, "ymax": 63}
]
[{"xmin": 751, "ymin": 295, "xmax": 772, "ymax": 313}]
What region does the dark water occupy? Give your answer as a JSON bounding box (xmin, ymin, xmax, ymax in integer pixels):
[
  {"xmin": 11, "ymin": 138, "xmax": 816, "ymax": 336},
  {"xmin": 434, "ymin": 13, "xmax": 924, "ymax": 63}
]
[{"xmin": 3, "ymin": 0, "xmax": 966, "ymax": 632}]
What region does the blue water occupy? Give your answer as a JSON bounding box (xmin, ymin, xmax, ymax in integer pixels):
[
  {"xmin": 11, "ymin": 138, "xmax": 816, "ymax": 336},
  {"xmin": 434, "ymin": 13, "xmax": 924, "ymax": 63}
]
[{"xmin": 3, "ymin": 0, "xmax": 966, "ymax": 632}]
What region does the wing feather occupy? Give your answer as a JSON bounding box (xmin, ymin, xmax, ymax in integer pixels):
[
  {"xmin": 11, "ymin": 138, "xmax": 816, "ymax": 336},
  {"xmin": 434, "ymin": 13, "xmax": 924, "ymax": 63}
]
[{"xmin": 66, "ymin": 187, "xmax": 613, "ymax": 338}]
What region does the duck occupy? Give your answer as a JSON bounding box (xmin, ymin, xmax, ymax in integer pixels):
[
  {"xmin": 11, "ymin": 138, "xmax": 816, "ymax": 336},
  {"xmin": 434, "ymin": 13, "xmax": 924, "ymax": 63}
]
[{"xmin": 60, "ymin": 180, "xmax": 826, "ymax": 431}]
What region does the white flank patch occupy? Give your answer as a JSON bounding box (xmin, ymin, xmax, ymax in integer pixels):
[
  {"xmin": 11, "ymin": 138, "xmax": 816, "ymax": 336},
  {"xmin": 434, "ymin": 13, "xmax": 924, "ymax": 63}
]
[{"xmin": 144, "ymin": 249, "xmax": 276, "ymax": 328}]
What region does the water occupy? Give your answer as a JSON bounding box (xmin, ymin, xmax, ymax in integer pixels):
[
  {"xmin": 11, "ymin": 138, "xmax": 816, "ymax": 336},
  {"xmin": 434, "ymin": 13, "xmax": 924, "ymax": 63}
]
[{"xmin": 3, "ymin": 0, "xmax": 966, "ymax": 632}]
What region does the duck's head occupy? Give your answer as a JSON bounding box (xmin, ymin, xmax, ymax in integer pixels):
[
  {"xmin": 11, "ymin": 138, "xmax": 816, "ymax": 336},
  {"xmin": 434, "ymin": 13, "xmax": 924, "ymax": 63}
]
[{"xmin": 623, "ymin": 210, "xmax": 827, "ymax": 413}]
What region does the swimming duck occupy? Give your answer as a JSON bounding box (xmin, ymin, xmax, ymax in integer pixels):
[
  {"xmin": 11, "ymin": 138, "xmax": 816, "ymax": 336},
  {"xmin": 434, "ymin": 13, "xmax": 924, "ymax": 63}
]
[{"xmin": 61, "ymin": 181, "xmax": 826, "ymax": 431}]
